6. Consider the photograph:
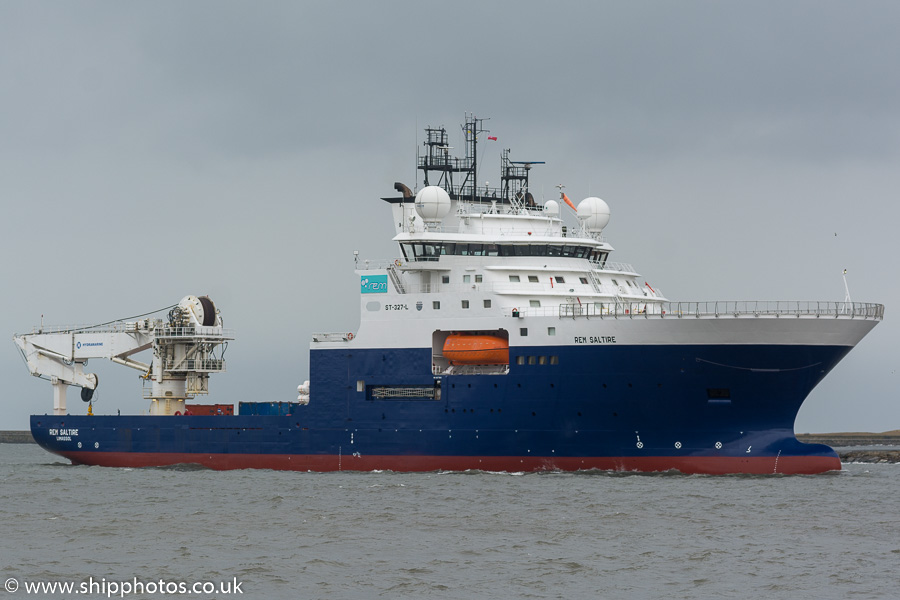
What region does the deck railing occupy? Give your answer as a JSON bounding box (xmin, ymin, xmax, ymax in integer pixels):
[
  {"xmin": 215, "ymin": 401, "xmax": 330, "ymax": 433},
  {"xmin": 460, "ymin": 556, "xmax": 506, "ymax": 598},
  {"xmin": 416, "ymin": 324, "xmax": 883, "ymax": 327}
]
[
  {"xmin": 557, "ymin": 301, "xmax": 884, "ymax": 320},
  {"xmin": 357, "ymin": 257, "xmax": 635, "ymax": 273}
]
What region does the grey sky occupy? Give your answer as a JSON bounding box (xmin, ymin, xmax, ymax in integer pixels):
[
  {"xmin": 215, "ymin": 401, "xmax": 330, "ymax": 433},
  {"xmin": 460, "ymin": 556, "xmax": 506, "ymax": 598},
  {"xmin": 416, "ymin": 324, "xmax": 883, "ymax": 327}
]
[{"xmin": 2, "ymin": 1, "xmax": 897, "ymax": 432}]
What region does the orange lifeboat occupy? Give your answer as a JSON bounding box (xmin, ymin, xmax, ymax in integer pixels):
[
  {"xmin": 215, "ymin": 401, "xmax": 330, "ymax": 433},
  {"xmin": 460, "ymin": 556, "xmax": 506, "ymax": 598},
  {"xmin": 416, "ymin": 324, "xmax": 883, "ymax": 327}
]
[{"xmin": 442, "ymin": 334, "xmax": 509, "ymax": 365}]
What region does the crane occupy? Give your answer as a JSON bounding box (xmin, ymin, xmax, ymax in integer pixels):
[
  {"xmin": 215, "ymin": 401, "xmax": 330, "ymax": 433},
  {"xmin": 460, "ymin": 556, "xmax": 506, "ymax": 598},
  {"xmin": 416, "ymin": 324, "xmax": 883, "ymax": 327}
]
[{"xmin": 13, "ymin": 295, "xmax": 233, "ymax": 416}]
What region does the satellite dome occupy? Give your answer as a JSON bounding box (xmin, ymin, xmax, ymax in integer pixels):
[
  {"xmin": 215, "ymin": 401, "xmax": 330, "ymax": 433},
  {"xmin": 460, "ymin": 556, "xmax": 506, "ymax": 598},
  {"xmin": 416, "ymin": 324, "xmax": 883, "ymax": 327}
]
[
  {"xmin": 414, "ymin": 186, "xmax": 452, "ymax": 222},
  {"xmin": 543, "ymin": 200, "xmax": 560, "ymax": 216},
  {"xmin": 576, "ymin": 197, "xmax": 611, "ymax": 232}
]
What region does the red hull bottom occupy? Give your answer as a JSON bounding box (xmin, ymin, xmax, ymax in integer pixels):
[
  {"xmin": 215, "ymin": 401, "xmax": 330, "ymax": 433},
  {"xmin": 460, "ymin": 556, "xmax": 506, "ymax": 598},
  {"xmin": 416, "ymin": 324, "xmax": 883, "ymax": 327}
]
[{"xmin": 56, "ymin": 451, "xmax": 841, "ymax": 475}]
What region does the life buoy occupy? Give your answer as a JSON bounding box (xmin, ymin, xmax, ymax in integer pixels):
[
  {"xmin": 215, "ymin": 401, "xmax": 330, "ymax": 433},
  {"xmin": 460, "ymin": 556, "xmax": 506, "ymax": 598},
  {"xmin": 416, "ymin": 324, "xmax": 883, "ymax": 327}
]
[
  {"xmin": 174, "ymin": 411, "xmax": 182, "ymax": 416},
  {"xmin": 347, "ymin": 332, "xmax": 354, "ymax": 340},
  {"xmin": 394, "ymin": 259, "xmax": 401, "ymax": 267}
]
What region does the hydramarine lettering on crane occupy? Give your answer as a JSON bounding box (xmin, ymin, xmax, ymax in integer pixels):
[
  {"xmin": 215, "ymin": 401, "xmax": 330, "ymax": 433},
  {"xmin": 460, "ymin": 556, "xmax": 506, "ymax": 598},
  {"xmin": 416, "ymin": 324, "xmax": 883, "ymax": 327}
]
[{"xmin": 573, "ymin": 336, "xmax": 617, "ymax": 344}]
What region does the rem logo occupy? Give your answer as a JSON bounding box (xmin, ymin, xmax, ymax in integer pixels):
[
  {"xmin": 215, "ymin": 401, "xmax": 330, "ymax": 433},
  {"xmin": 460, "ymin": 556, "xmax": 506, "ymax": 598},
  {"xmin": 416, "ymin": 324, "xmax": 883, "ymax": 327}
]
[
  {"xmin": 360, "ymin": 275, "xmax": 388, "ymax": 294},
  {"xmin": 76, "ymin": 341, "xmax": 103, "ymax": 349}
]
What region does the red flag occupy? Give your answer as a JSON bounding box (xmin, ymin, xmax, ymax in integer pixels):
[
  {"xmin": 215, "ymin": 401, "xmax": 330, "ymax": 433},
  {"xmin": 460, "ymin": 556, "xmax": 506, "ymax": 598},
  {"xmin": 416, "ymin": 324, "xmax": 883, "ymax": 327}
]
[
  {"xmin": 487, "ymin": 136, "xmax": 497, "ymax": 141},
  {"xmin": 562, "ymin": 193, "xmax": 577, "ymax": 212}
]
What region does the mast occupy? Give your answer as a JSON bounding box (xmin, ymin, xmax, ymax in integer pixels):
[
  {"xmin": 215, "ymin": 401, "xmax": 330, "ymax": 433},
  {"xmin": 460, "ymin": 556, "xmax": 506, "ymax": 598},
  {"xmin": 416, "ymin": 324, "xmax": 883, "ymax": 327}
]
[{"xmin": 462, "ymin": 113, "xmax": 488, "ymax": 203}]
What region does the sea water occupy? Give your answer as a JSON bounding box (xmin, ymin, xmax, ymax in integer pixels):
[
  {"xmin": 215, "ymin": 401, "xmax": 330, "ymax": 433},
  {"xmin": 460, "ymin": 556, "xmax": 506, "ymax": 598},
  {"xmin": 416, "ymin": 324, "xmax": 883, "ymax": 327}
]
[{"xmin": 1, "ymin": 443, "xmax": 898, "ymax": 600}]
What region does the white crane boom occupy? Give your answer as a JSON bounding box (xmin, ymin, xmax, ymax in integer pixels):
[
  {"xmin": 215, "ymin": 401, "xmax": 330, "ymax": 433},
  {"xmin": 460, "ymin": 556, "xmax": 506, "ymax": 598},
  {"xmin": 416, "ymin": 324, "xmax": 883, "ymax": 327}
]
[{"xmin": 13, "ymin": 295, "xmax": 233, "ymax": 416}]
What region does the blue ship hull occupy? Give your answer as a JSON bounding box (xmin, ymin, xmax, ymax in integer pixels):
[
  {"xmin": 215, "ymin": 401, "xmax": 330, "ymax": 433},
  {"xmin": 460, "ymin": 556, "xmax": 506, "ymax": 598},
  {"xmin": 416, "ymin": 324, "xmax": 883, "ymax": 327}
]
[{"xmin": 30, "ymin": 343, "xmax": 849, "ymax": 474}]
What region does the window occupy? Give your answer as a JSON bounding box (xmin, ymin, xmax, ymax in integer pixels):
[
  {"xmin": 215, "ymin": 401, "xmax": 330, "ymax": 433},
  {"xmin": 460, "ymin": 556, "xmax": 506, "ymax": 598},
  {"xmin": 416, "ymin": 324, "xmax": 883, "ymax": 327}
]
[
  {"xmin": 550, "ymin": 356, "xmax": 559, "ymax": 365},
  {"xmin": 529, "ymin": 300, "xmax": 541, "ymax": 308},
  {"xmin": 548, "ymin": 327, "xmax": 556, "ymax": 336},
  {"xmin": 539, "ymin": 356, "xmax": 547, "ymax": 365},
  {"xmin": 520, "ymin": 328, "xmax": 528, "ymax": 336},
  {"xmin": 516, "ymin": 356, "xmax": 525, "ymax": 365},
  {"xmin": 611, "ymin": 279, "xmax": 619, "ymax": 286},
  {"xmin": 528, "ymin": 275, "xmax": 539, "ymax": 283},
  {"xmin": 433, "ymin": 301, "xmax": 440, "ymax": 309},
  {"xmin": 509, "ymin": 275, "xmax": 520, "ymax": 282},
  {"xmin": 461, "ymin": 300, "xmax": 470, "ymax": 309},
  {"xmin": 442, "ymin": 275, "xmax": 450, "ymax": 284},
  {"xmin": 528, "ymin": 356, "xmax": 537, "ymax": 365},
  {"xmin": 475, "ymin": 274, "xmax": 483, "ymax": 283},
  {"xmin": 555, "ymin": 276, "xmax": 566, "ymax": 284},
  {"xmin": 483, "ymin": 299, "xmax": 491, "ymax": 308},
  {"xmin": 580, "ymin": 277, "xmax": 589, "ymax": 284},
  {"xmin": 463, "ymin": 275, "xmax": 470, "ymax": 283},
  {"xmin": 357, "ymin": 380, "xmax": 365, "ymax": 392}
]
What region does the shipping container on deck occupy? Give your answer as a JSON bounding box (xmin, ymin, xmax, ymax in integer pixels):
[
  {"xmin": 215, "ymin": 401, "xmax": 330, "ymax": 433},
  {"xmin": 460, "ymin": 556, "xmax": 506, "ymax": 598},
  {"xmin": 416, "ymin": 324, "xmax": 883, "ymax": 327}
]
[
  {"xmin": 185, "ymin": 404, "xmax": 234, "ymax": 415},
  {"xmin": 238, "ymin": 401, "xmax": 303, "ymax": 416}
]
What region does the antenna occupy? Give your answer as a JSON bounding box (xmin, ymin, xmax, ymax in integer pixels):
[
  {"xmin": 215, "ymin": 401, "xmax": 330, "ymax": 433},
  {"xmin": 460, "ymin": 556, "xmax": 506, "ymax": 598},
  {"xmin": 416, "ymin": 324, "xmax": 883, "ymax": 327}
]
[{"xmin": 842, "ymin": 269, "xmax": 852, "ymax": 304}]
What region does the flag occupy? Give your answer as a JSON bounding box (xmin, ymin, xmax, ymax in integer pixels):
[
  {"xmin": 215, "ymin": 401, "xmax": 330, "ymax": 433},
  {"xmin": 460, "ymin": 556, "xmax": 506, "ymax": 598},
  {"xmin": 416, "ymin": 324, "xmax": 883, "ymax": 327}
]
[
  {"xmin": 562, "ymin": 193, "xmax": 577, "ymax": 212},
  {"xmin": 487, "ymin": 136, "xmax": 497, "ymax": 141}
]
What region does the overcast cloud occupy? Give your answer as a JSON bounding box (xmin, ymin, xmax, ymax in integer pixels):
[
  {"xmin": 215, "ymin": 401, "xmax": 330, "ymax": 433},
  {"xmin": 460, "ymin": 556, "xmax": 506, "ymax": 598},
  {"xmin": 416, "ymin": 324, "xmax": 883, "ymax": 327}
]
[{"xmin": 1, "ymin": 1, "xmax": 897, "ymax": 432}]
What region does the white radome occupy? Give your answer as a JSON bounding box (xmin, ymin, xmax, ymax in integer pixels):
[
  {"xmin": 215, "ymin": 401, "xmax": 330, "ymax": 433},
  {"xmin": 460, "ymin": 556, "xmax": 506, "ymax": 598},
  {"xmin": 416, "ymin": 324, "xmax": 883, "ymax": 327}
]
[
  {"xmin": 414, "ymin": 185, "xmax": 452, "ymax": 221},
  {"xmin": 576, "ymin": 197, "xmax": 611, "ymax": 232},
  {"xmin": 543, "ymin": 200, "xmax": 560, "ymax": 216}
]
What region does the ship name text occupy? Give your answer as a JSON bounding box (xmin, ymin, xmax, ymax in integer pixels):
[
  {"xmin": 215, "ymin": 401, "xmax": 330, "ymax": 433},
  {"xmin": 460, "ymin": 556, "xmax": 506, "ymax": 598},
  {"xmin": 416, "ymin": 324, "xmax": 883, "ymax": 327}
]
[
  {"xmin": 574, "ymin": 336, "xmax": 617, "ymax": 344},
  {"xmin": 49, "ymin": 428, "xmax": 79, "ymax": 441}
]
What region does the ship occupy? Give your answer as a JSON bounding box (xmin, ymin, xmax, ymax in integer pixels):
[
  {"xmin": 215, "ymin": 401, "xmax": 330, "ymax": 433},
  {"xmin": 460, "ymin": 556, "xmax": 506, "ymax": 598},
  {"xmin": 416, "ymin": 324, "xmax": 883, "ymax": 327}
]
[{"xmin": 15, "ymin": 115, "xmax": 884, "ymax": 474}]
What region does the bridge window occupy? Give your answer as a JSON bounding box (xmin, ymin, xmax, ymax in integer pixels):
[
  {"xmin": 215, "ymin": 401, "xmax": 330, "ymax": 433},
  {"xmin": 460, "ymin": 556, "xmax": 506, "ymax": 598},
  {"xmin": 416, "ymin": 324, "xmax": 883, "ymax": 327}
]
[
  {"xmin": 509, "ymin": 275, "xmax": 520, "ymax": 282},
  {"xmin": 528, "ymin": 275, "xmax": 539, "ymax": 283}
]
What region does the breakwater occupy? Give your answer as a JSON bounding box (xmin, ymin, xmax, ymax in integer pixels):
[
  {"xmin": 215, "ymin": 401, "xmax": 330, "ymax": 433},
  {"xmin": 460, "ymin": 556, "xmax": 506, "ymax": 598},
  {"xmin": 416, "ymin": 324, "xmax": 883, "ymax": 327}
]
[
  {"xmin": 0, "ymin": 431, "xmax": 34, "ymax": 444},
  {"xmin": 798, "ymin": 431, "xmax": 900, "ymax": 464}
]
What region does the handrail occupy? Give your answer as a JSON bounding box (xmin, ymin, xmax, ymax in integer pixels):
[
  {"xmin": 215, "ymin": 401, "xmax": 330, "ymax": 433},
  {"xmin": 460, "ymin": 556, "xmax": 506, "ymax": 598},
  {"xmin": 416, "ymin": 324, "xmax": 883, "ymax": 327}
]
[
  {"xmin": 557, "ymin": 301, "xmax": 884, "ymax": 320},
  {"xmin": 358, "ymin": 257, "xmax": 637, "ymax": 273},
  {"xmin": 16, "ymin": 321, "xmax": 234, "ymax": 338}
]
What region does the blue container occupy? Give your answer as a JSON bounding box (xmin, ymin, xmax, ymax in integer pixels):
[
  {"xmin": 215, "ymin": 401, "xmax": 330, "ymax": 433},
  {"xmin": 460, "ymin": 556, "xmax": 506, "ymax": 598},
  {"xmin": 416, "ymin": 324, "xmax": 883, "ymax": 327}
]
[{"xmin": 239, "ymin": 401, "xmax": 301, "ymax": 416}]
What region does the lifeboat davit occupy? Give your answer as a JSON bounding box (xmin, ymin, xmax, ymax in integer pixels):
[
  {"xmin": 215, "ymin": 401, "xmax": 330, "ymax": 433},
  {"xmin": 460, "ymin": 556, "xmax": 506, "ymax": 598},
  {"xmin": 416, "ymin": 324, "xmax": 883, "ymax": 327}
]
[{"xmin": 442, "ymin": 334, "xmax": 509, "ymax": 365}]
